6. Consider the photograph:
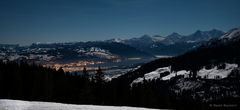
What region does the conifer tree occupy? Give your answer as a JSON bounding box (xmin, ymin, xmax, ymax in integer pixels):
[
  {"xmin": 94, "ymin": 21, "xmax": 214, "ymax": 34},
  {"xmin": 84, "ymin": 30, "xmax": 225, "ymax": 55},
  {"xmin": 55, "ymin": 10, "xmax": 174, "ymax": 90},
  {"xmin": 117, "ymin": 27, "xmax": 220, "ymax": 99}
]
[
  {"xmin": 95, "ymin": 66, "xmax": 104, "ymax": 83},
  {"xmin": 82, "ymin": 66, "xmax": 89, "ymax": 78}
]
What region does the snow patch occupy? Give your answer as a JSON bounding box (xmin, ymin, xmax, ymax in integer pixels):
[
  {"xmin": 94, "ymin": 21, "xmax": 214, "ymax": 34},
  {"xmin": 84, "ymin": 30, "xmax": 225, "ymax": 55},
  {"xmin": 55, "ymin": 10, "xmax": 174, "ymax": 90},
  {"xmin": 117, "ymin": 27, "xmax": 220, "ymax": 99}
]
[
  {"xmin": 0, "ymin": 99, "xmax": 158, "ymax": 110},
  {"xmin": 162, "ymin": 70, "xmax": 190, "ymax": 81},
  {"xmin": 197, "ymin": 63, "xmax": 238, "ymax": 79},
  {"xmin": 131, "ymin": 67, "xmax": 170, "ymax": 86},
  {"xmin": 186, "ymin": 40, "xmax": 196, "ymax": 43},
  {"xmin": 130, "ymin": 66, "xmax": 190, "ymax": 86}
]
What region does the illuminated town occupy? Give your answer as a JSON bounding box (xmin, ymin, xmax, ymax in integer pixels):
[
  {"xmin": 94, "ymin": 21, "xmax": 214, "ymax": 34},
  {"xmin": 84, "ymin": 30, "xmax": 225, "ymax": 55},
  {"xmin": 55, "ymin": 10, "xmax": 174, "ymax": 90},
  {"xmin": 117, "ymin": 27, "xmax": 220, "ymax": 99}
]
[{"xmin": 43, "ymin": 60, "xmax": 105, "ymax": 73}]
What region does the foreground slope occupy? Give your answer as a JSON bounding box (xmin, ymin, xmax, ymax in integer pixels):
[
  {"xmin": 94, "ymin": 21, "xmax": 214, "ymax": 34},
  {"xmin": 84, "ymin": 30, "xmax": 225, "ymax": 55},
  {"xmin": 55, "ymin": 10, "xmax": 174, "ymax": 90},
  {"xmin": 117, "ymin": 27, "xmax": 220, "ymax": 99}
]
[{"xmin": 0, "ymin": 99, "xmax": 158, "ymax": 110}]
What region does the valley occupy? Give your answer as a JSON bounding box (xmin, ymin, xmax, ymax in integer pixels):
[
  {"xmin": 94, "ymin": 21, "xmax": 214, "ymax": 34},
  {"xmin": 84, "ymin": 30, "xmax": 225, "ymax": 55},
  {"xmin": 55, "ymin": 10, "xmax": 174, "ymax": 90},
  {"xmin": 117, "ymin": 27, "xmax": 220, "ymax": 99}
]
[{"xmin": 0, "ymin": 29, "xmax": 225, "ymax": 77}]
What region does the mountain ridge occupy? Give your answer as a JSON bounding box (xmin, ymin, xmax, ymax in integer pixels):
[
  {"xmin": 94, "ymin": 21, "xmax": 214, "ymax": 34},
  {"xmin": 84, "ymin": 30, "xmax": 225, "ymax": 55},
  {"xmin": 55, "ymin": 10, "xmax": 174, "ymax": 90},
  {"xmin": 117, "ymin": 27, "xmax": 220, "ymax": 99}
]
[
  {"xmin": 106, "ymin": 29, "xmax": 225, "ymax": 55},
  {"xmin": 114, "ymin": 27, "xmax": 240, "ymax": 85}
]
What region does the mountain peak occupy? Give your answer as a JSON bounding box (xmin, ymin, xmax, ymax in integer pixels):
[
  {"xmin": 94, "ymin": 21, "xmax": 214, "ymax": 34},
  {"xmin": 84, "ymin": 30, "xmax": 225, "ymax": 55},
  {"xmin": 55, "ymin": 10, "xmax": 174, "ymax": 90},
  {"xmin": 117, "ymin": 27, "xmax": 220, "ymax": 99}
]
[
  {"xmin": 153, "ymin": 35, "xmax": 163, "ymax": 38},
  {"xmin": 221, "ymin": 28, "xmax": 240, "ymax": 39},
  {"xmin": 188, "ymin": 29, "xmax": 224, "ymax": 40},
  {"xmin": 208, "ymin": 29, "xmax": 224, "ymax": 34},
  {"xmin": 105, "ymin": 38, "xmax": 124, "ymax": 43},
  {"xmin": 192, "ymin": 30, "xmax": 203, "ymax": 36},
  {"xmin": 172, "ymin": 32, "xmax": 180, "ymax": 35},
  {"xmin": 210, "ymin": 28, "xmax": 220, "ymax": 32},
  {"xmin": 112, "ymin": 38, "xmax": 123, "ymax": 43},
  {"xmin": 140, "ymin": 34, "xmax": 151, "ymax": 39},
  {"xmin": 167, "ymin": 32, "xmax": 182, "ymax": 38}
]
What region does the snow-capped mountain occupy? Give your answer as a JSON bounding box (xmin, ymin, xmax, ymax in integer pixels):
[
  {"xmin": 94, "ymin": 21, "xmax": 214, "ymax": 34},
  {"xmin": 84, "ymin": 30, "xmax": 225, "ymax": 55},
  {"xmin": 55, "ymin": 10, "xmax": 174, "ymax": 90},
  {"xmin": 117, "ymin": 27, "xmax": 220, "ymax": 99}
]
[
  {"xmin": 161, "ymin": 32, "xmax": 183, "ymax": 45},
  {"xmin": 106, "ymin": 29, "xmax": 224, "ymax": 56},
  {"xmin": 221, "ymin": 27, "xmax": 240, "ymax": 39},
  {"xmin": 123, "ymin": 34, "xmax": 165, "ymax": 46},
  {"xmin": 200, "ymin": 28, "xmax": 240, "ymax": 48},
  {"xmin": 107, "ymin": 29, "xmax": 224, "ymax": 45},
  {"xmin": 181, "ymin": 29, "xmax": 224, "ymax": 42},
  {"xmin": 105, "ymin": 38, "xmax": 124, "ymax": 43}
]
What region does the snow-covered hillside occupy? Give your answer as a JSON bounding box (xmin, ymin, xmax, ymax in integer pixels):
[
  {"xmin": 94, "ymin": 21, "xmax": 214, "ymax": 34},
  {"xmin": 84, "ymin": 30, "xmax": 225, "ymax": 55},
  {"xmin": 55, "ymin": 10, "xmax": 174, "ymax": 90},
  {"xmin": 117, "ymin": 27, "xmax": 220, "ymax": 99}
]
[
  {"xmin": 131, "ymin": 66, "xmax": 190, "ymax": 86},
  {"xmin": 197, "ymin": 63, "xmax": 238, "ymax": 79},
  {"xmin": 0, "ymin": 99, "xmax": 158, "ymax": 110},
  {"xmin": 221, "ymin": 28, "xmax": 240, "ymax": 39},
  {"xmin": 131, "ymin": 63, "xmax": 238, "ymax": 86}
]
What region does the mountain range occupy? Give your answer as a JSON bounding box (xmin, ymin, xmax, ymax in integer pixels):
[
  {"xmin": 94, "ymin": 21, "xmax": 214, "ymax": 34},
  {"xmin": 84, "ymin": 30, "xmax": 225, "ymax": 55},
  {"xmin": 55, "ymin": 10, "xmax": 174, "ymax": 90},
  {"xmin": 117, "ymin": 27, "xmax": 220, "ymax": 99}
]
[
  {"xmin": 106, "ymin": 29, "xmax": 224, "ymax": 55},
  {"xmin": 0, "ymin": 29, "xmax": 226, "ymax": 63}
]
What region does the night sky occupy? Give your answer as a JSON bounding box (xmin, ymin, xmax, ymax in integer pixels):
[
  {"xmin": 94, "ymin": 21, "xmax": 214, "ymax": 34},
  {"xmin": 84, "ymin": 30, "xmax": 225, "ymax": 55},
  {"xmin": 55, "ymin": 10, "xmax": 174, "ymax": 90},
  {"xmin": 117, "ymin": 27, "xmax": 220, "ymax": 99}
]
[{"xmin": 1, "ymin": 0, "xmax": 240, "ymax": 45}]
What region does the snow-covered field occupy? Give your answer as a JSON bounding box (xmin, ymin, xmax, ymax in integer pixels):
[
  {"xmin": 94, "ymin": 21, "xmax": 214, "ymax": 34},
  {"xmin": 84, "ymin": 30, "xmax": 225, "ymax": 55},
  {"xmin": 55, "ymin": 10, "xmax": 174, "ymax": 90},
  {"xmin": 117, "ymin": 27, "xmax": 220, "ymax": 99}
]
[
  {"xmin": 130, "ymin": 63, "xmax": 239, "ymax": 87},
  {"xmin": 0, "ymin": 99, "xmax": 159, "ymax": 110},
  {"xmin": 131, "ymin": 66, "xmax": 190, "ymax": 86},
  {"xmin": 131, "ymin": 63, "xmax": 239, "ymax": 86},
  {"xmin": 197, "ymin": 63, "xmax": 238, "ymax": 79}
]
